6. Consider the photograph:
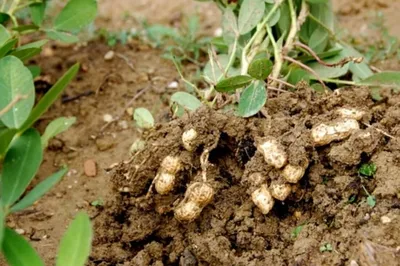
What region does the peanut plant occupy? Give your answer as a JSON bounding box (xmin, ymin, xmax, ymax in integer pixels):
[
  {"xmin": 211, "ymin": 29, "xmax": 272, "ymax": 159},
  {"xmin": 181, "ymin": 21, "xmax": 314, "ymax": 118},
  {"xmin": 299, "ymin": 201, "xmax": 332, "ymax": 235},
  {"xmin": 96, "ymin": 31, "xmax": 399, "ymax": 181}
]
[
  {"xmin": 167, "ymin": 0, "xmax": 400, "ymax": 117},
  {"xmin": 0, "ymin": 0, "xmax": 97, "ymax": 265}
]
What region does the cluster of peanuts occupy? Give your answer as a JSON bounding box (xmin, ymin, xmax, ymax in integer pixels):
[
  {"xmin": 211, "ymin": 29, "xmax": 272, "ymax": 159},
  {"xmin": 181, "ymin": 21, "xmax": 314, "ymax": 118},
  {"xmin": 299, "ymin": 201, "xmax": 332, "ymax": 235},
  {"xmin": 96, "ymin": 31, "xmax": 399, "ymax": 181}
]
[{"xmin": 150, "ymin": 108, "xmax": 365, "ymax": 221}]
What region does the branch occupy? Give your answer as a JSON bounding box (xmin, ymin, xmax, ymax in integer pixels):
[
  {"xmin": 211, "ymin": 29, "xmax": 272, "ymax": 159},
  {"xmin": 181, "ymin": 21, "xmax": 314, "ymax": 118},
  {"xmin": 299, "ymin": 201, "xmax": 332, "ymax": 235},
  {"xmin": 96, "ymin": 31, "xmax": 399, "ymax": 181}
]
[
  {"xmin": 0, "ymin": 94, "xmax": 28, "ymax": 118},
  {"xmin": 283, "ymin": 0, "xmax": 298, "ymax": 53},
  {"xmin": 267, "ymin": 26, "xmax": 282, "ymax": 83},
  {"xmin": 283, "ymin": 55, "xmax": 327, "ymax": 91}
]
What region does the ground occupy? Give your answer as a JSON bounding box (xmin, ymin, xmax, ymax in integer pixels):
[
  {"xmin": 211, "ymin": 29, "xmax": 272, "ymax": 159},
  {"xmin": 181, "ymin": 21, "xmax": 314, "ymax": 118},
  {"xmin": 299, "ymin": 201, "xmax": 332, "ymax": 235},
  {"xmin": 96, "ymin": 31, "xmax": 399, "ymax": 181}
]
[{"xmin": 3, "ymin": 0, "xmax": 400, "ymax": 265}]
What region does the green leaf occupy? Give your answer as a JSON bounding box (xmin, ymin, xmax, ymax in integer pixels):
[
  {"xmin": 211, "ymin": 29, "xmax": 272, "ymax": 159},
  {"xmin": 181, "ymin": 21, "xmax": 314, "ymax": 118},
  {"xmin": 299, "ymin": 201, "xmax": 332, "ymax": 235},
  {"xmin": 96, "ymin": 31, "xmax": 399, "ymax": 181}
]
[
  {"xmin": 46, "ymin": 30, "xmax": 79, "ymax": 43},
  {"xmin": 238, "ymin": 81, "xmax": 267, "ymax": 117},
  {"xmin": 306, "ymin": 0, "xmax": 329, "ymax": 3},
  {"xmin": 41, "ymin": 117, "xmax": 76, "ymax": 149},
  {"xmin": 145, "ymin": 25, "xmax": 180, "ymax": 46},
  {"xmin": 2, "ymin": 228, "xmax": 45, "ymax": 266},
  {"xmin": 0, "ymin": 12, "xmax": 10, "ymax": 24},
  {"xmin": 54, "ymin": 0, "xmax": 97, "ymax": 32},
  {"xmin": 19, "ymin": 63, "xmax": 79, "ymax": 132},
  {"xmin": 30, "ymin": 2, "xmax": 47, "ymax": 26},
  {"xmin": 27, "ymin": 65, "xmax": 41, "ymax": 79},
  {"xmin": 291, "ymin": 224, "xmax": 304, "ymax": 238},
  {"xmin": 0, "ymin": 24, "xmax": 10, "ymax": 46},
  {"xmin": 288, "ymin": 68, "xmax": 310, "ymax": 85},
  {"xmin": 133, "ymin": 108, "xmax": 154, "ymax": 129},
  {"xmin": 1, "ymin": 129, "xmax": 43, "ymax": 207},
  {"xmin": 222, "ymin": 7, "xmax": 239, "ymax": 36},
  {"xmin": 0, "ymin": 128, "xmax": 16, "ymax": 157},
  {"xmin": 17, "ymin": 40, "xmax": 48, "ymax": 50},
  {"xmin": 309, "ymin": 2, "xmax": 334, "ymax": 32},
  {"xmin": 0, "ymin": 38, "xmax": 17, "ymax": 58},
  {"xmin": 367, "ymin": 195, "xmax": 376, "ymax": 208},
  {"xmin": 216, "ymin": 75, "xmax": 253, "ymax": 92},
  {"xmin": 342, "ymin": 45, "xmax": 373, "ymax": 81},
  {"xmin": 298, "ymin": 47, "xmax": 342, "ymax": 63},
  {"xmin": 309, "ymin": 27, "xmax": 329, "ymax": 54},
  {"xmin": 277, "ymin": 2, "xmax": 290, "ymax": 36},
  {"xmin": 0, "ymin": 56, "xmax": 35, "ymax": 129},
  {"xmin": 56, "ymin": 212, "xmax": 92, "ymax": 266},
  {"xmin": 359, "ymin": 163, "xmax": 377, "ymax": 177},
  {"xmin": 357, "ymin": 72, "xmax": 400, "ymax": 91},
  {"xmin": 238, "ymin": 0, "xmax": 265, "ymax": 35},
  {"xmin": 0, "ymin": 206, "xmax": 5, "ymax": 245},
  {"xmin": 11, "ymin": 168, "xmax": 68, "ymax": 213},
  {"xmin": 320, "ymin": 243, "xmax": 333, "ymax": 252},
  {"xmin": 248, "ymin": 58, "xmax": 273, "ymax": 80},
  {"xmin": 170, "ymin": 92, "xmax": 202, "ymax": 112},
  {"xmin": 265, "ymin": 3, "xmax": 281, "ymax": 27},
  {"xmin": 10, "ymin": 48, "xmax": 42, "ymax": 61}
]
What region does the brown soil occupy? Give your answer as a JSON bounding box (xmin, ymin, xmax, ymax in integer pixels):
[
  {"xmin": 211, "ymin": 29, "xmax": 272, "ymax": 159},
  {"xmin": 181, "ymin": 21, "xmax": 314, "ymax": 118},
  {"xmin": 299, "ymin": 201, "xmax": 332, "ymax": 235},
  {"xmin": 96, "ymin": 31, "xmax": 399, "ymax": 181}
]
[
  {"xmin": 92, "ymin": 87, "xmax": 400, "ymax": 266},
  {"xmin": 3, "ymin": 0, "xmax": 400, "ymax": 266}
]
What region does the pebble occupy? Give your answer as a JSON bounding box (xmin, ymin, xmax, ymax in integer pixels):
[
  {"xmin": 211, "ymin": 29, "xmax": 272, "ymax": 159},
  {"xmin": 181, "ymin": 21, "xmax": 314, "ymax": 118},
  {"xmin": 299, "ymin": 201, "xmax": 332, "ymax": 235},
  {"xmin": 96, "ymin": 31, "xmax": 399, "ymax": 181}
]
[
  {"xmin": 67, "ymin": 169, "xmax": 78, "ymax": 177},
  {"xmin": 214, "ymin": 27, "xmax": 223, "ymax": 37},
  {"xmin": 15, "ymin": 228, "xmax": 25, "ymax": 235},
  {"xmin": 95, "ymin": 136, "xmax": 115, "ymax": 151},
  {"xmin": 84, "ymin": 159, "xmax": 97, "ymax": 177},
  {"xmin": 118, "ymin": 120, "xmax": 129, "ymax": 130},
  {"xmin": 349, "ymin": 260, "xmax": 359, "ymax": 266},
  {"xmin": 380, "ymin": 215, "xmax": 391, "ymax": 224},
  {"xmin": 103, "ymin": 114, "xmax": 113, "ymax": 123},
  {"xmin": 126, "ymin": 107, "xmax": 134, "ymax": 116},
  {"xmin": 104, "ymin": 50, "xmax": 115, "ymax": 61},
  {"xmin": 167, "ymin": 81, "xmax": 179, "ymax": 89}
]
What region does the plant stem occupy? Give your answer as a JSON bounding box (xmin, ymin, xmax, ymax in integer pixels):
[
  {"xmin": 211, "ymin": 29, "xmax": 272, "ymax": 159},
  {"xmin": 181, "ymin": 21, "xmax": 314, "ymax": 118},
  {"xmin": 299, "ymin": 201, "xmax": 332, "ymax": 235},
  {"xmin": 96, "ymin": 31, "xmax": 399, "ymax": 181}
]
[
  {"xmin": 283, "ymin": 0, "xmax": 297, "ymax": 52},
  {"xmin": 241, "ymin": 0, "xmax": 284, "ymax": 74},
  {"xmin": 222, "ymin": 36, "xmax": 238, "ymax": 77},
  {"xmin": 0, "ymin": 0, "xmax": 7, "ymax": 12},
  {"xmin": 171, "ymin": 56, "xmax": 202, "ymax": 99},
  {"xmin": 267, "ymin": 26, "xmax": 282, "ymax": 83},
  {"xmin": 320, "ymin": 78, "xmax": 355, "ymax": 85}
]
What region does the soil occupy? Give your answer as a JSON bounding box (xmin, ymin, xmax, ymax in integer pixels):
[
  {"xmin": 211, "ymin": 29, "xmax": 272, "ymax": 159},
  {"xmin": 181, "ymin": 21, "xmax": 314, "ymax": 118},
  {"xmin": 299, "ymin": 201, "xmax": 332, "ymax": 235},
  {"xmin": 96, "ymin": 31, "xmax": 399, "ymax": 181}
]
[{"xmin": 3, "ymin": 0, "xmax": 400, "ymax": 266}]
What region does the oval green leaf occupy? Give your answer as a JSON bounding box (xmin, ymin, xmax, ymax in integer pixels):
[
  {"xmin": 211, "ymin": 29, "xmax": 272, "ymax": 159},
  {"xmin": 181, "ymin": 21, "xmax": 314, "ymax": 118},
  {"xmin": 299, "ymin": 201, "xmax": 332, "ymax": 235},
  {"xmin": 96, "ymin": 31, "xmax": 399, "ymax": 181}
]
[
  {"xmin": 19, "ymin": 63, "xmax": 80, "ymax": 132},
  {"xmin": 0, "ymin": 38, "xmax": 17, "ymax": 58},
  {"xmin": 30, "ymin": 2, "xmax": 47, "ymax": 26},
  {"xmin": 307, "ymin": 54, "xmax": 350, "ymax": 79},
  {"xmin": 41, "ymin": 117, "xmax": 76, "ymax": 149},
  {"xmin": 288, "ymin": 68, "xmax": 310, "ymax": 85},
  {"xmin": 170, "ymin": 92, "xmax": 202, "ymax": 111},
  {"xmin": 0, "ymin": 128, "xmax": 16, "ymax": 158},
  {"xmin": 308, "ymin": 27, "xmax": 329, "ymax": 54},
  {"xmin": 342, "ymin": 44, "xmax": 373, "ymax": 81},
  {"xmin": 2, "ymin": 228, "xmax": 45, "ymax": 266},
  {"xmin": 133, "ymin": 108, "xmax": 154, "ymax": 129},
  {"xmin": 248, "ymin": 58, "xmax": 273, "ymax": 80},
  {"xmin": 222, "ymin": 8, "xmax": 238, "ymax": 36},
  {"xmin": 216, "ymin": 75, "xmax": 253, "ymax": 92},
  {"xmin": 0, "ymin": 56, "xmax": 35, "ymax": 129},
  {"xmin": 56, "ymin": 212, "xmax": 93, "ymax": 266},
  {"xmin": 1, "ymin": 128, "xmax": 43, "ymax": 207},
  {"xmin": 54, "ymin": 0, "xmax": 97, "ymax": 32},
  {"xmin": 238, "ymin": 81, "xmax": 267, "ymax": 117},
  {"xmin": 265, "ymin": 3, "xmax": 281, "ymax": 27},
  {"xmin": 238, "ymin": 0, "xmax": 265, "ymax": 35},
  {"xmin": 10, "ymin": 48, "xmax": 42, "ymax": 61},
  {"xmin": 0, "ymin": 24, "xmax": 10, "ymax": 46},
  {"xmin": 11, "ymin": 168, "xmax": 68, "ymax": 213}
]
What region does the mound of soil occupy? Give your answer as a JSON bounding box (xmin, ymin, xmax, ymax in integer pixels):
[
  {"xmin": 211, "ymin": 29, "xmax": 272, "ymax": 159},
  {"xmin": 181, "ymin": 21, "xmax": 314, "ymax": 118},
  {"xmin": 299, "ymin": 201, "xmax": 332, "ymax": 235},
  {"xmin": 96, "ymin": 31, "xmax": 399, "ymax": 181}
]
[{"xmin": 90, "ymin": 86, "xmax": 400, "ymax": 266}]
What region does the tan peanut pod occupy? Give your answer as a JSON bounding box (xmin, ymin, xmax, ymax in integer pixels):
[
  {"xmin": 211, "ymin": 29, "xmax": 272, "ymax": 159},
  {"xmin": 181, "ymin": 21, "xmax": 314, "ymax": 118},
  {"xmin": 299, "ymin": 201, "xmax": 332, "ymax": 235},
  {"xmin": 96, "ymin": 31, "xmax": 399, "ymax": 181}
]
[
  {"xmin": 270, "ymin": 183, "xmax": 291, "ymax": 201},
  {"xmin": 282, "ymin": 164, "xmax": 306, "ymax": 183},
  {"xmin": 252, "ymin": 185, "xmax": 275, "ymax": 215},
  {"xmin": 185, "ymin": 182, "xmax": 214, "ymax": 206},
  {"xmin": 174, "ymin": 201, "xmax": 202, "ymax": 222},
  {"xmin": 258, "ymin": 138, "xmax": 288, "ymax": 169},
  {"xmin": 155, "ymin": 172, "xmax": 175, "ymax": 195},
  {"xmin": 182, "ymin": 128, "xmax": 198, "ymax": 151},
  {"xmin": 311, "ymin": 119, "xmax": 359, "ymax": 146},
  {"xmin": 336, "ymin": 108, "xmax": 365, "ymax": 121},
  {"xmin": 160, "ymin": 156, "xmax": 182, "ymax": 174}
]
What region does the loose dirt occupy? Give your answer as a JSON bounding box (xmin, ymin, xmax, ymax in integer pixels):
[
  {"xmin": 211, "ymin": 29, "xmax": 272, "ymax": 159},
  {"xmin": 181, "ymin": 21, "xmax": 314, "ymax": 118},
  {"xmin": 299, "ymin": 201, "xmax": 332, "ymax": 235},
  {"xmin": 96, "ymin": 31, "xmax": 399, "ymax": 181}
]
[{"xmin": 3, "ymin": 0, "xmax": 400, "ymax": 266}]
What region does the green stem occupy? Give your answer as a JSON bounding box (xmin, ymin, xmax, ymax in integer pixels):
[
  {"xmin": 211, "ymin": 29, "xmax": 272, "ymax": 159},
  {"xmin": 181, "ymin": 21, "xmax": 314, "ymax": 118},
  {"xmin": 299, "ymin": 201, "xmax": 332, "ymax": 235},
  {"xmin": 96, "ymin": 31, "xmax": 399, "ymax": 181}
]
[
  {"xmin": 222, "ymin": 36, "xmax": 238, "ymax": 77},
  {"xmin": 267, "ymin": 26, "xmax": 282, "ymax": 82},
  {"xmin": 0, "ymin": 0, "xmax": 7, "ymax": 12},
  {"xmin": 241, "ymin": 0, "xmax": 284, "ymax": 73},
  {"xmin": 283, "ymin": 0, "xmax": 297, "ymax": 52},
  {"xmin": 320, "ymin": 78, "xmax": 355, "ymax": 85},
  {"xmin": 171, "ymin": 56, "xmax": 203, "ymax": 99}
]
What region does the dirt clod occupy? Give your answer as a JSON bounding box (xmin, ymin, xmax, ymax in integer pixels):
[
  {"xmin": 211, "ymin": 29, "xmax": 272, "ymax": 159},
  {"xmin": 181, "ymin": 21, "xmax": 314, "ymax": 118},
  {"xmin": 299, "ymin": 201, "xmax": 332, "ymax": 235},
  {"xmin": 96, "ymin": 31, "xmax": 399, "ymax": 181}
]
[{"xmin": 84, "ymin": 159, "xmax": 97, "ymax": 177}]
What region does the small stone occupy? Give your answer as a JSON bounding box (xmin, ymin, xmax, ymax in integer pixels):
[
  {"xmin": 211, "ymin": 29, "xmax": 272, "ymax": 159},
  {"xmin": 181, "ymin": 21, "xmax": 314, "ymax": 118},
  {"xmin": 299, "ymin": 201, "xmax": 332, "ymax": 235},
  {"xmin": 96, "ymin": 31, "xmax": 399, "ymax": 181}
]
[
  {"xmin": 350, "ymin": 260, "xmax": 359, "ymax": 266},
  {"xmin": 95, "ymin": 136, "xmax": 115, "ymax": 151},
  {"xmin": 126, "ymin": 107, "xmax": 134, "ymax": 116},
  {"xmin": 42, "ymin": 235, "xmax": 49, "ymax": 239},
  {"xmin": 118, "ymin": 120, "xmax": 129, "ymax": 130},
  {"xmin": 84, "ymin": 159, "xmax": 97, "ymax": 177},
  {"xmin": 214, "ymin": 27, "xmax": 223, "ymax": 37},
  {"xmin": 103, "ymin": 114, "xmax": 113, "ymax": 123},
  {"xmin": 104, "ymin": 50, "xmax": 115, "ymax": 61},
  {"xmin": 15, "ymin": 228, "xmax": 25, "ymax": 235},
  {"xmin": 381, "ymin": 215, "xmax": 391, "ymax": 224},
  {"xmin": 167, "ymin": 81, "xmax": 179, "ymax": 89},
  {"xmin": 67, "ymin": 169, "xmax": 78, "ymax": 177},
  {"xmin": 68, "ymin": 185, "xmax": 72, "ymax": 189},
  {"xmin": 56, "ymin": 192, "xmax": 63, "ymax": 198}
]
